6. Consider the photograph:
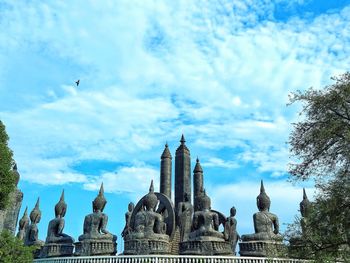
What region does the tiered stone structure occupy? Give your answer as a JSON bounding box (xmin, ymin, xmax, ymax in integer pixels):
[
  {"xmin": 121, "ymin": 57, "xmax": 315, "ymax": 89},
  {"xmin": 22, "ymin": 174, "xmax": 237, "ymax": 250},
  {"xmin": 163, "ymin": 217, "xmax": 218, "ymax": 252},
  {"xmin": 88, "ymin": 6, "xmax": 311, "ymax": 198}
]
[
  {"xmin": 25, "ymin": 198, "xmax": 45, "ymax": 258},
  {"xmin": 179, "ymin": 189, "xmax": 232, "ymax": 256},
  {"xmin": 41, "ymin": 190, "xmax": 74, "ymax": 258},
  {"xmin": 239, "ymin": 181, "xmax": 285, "ymax": 257},
  {"xmin": 75, "ymin": 184, "xmax": 117, "ymax": 256},
  {"xmin": 0, "ymin": 163, "xmax": 23, "ymax": 235},
  {"xmin": 123, "ymin": 181, "xmax": 175, "ymax": 255}
]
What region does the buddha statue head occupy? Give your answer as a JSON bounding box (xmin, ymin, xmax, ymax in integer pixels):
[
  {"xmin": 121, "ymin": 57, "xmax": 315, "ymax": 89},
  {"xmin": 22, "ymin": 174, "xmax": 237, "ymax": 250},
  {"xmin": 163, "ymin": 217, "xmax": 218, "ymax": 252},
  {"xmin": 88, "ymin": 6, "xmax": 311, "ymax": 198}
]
[
  {"xmin": 30, "ymin": 198, "xmax": 42, "ymax": 224},
  {"xmin": 128, "ymin": 202, "xmax": 135, "ymax": 213},
  {"xmin": 197, "ymin": 188, "xmax": 211, "ymax": 211},
  {"xmin": 93, "ymin": 183, "xmax": 107, "ymax": 213},
  {"xmin": 143, "ymin": 180, "xmax": 158, "ymax": 211},
  {"xmin": 257, "ymin": 180, "xmax": 271, "ymax": 212},
  {"xmin": 19, "ymin": 206, "xmax": 29, "ymax": 229},
  {"xmin": 230, "ymin": 206, "xmax": 236, "ymax": 217},
  {"xmin": 300, "ymin": 188, "xmax": 311, "ymax": 218},
  {"xmin": 55, "ymin": 190, "xmax": 67, "ymax": 218}
]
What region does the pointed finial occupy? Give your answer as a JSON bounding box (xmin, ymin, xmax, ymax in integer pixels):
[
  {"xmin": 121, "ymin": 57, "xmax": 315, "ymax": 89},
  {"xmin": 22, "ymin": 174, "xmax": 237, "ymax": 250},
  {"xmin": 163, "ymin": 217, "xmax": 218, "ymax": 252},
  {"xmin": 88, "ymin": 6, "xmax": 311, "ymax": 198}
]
[
  {"xmin": 180, "ymin": 134, "xmax": 186, "ymax": 144},
  {"xmin": 60, "ymin": 190, "xmax": 65, "ymax": 201},
  {"xmin": 194, "ymin": 156, "xmax": 203, "ymax": 173},
  {"xmin": 303, "ymin": 188, "xmax": 308, "ymax": 200},
  {"xmin": 23, "ymin": 206, "xmax": 28, "ymax": 216},
  {"xmin": 165, "ymin": 141, "xmax": 168, "ymax": 147},
  {"xmin": 35, "ymin": 197, "xmax": 40, "ymax": 209},
  {"xmin": 196, "ymin": 156, "xmax": 199, "ymax": 162},
  {"xmin": 260, "ymin": 180, "xmax": 265, "ymax": 193},
  {"xmin": 99, "ymin": 183, "xmax": 104, "ymax": 195},
  {"xmin": 149, "ymin": 180, "xmax": 154, "ymax": 193}
]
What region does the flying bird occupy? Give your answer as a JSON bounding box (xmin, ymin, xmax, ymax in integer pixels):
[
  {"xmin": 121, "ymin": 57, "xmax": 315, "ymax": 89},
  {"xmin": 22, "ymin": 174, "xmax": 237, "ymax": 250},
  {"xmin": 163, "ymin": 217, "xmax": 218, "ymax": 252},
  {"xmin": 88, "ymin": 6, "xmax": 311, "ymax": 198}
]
[{"xmin": 75, "ymin": 79, "xmax": 80, "ymax": 86}]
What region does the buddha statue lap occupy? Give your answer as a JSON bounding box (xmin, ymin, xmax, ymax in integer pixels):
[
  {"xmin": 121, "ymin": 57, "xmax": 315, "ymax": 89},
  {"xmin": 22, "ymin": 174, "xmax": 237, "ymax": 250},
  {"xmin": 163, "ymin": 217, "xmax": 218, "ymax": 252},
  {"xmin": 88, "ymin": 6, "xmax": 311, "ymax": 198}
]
[
  {"xmin": 40, "ymin": 191, "xmax": 74, "ymax": 258},
  {"xmin": 239, "ymin": 181, "xmax": 285, "ymax": 257},
  {"xmin": 75, "ymin": 183, "xmax": 117, "ymax": 256}
]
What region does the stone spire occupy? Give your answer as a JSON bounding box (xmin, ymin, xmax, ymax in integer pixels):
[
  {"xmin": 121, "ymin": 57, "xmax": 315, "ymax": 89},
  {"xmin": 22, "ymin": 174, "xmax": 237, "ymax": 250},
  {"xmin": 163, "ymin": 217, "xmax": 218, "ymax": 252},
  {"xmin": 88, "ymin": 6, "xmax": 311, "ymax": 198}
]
[
  {"xmin": 193, "ymin": 157, "xmax": 204, "ymax": 211},
  {"xmin": 300, "ymin": 188, "xmax": 311, "ymax": 217},
  {"xmin": 160, "ymin": 143, "xmax": 172, "ymax": 199},
  {"xmin": 175, "ymin": 134, "xmax": 191, "ymax": 213}
]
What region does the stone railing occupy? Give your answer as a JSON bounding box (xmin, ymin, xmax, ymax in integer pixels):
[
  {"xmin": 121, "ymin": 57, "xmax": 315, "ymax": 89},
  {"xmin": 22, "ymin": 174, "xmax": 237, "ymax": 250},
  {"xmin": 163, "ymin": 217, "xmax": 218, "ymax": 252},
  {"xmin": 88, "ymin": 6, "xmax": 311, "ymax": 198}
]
[{"xmin": 33, "ymin": 255, "xmax": 309, "ymax": 263}]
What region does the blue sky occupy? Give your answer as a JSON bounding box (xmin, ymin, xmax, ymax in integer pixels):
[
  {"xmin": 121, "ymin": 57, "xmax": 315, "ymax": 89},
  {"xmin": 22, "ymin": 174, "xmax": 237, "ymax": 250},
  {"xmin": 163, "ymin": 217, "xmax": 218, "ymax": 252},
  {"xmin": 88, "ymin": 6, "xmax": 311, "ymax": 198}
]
[{"xmin": 1, "ymin": 0, "xmax": 350, "ymax": 253}]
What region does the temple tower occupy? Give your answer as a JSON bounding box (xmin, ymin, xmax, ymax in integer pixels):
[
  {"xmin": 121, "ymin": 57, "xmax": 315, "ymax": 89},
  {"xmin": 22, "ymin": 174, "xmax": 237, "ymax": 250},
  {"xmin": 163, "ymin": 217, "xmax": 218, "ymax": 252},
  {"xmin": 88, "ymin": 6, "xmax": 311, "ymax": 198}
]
[
  {"xmin": 193, "ymin": 157, "xmax": 203, "ymax": 211},
  {"xmin": 175, "ymin": 135, "xmax": 191, "ymax": 209},
  {"xmin": 160, "ymin": 143, "xmax": 172, "ymax": 199}
]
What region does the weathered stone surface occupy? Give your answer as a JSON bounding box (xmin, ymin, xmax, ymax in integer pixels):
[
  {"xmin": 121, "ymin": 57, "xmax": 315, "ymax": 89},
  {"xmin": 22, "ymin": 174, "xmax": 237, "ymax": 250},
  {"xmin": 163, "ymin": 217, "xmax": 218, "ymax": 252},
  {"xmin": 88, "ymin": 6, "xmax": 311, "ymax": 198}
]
[
  {"xmin": 160, "ymin": 143, "xmax": 172, "ymax": 199},
  {"xmin": 40, "ymin": 243, "xmax": 74, "ymax": 258},
  {"xmin": 16, "ymin": 206, "xmax": 29, "ymax": 240},
  {"xmin": 123, "ymin": 181, "xmax": 175, "ymax": 255},
  {"xmin": 177, "ymin": 193, "xmax": 193, "ymax": 242},
  {"xmin": 0, "ymin": 164, "xmax": 23, "ymax": 235},
  {"xmin": 239, "ymin": 240, "xmax": 286, "ymax": 257},
  {"xmin": 76, "ymin": 183, "xmax": 117, "ymax": 256},
  {"xmin": 121, "ymin": 202, "xmax": 134, "ymax": 241},
  {"xmin": 240, "ymin": 181, "xmax": 285, "ymax": 257}
]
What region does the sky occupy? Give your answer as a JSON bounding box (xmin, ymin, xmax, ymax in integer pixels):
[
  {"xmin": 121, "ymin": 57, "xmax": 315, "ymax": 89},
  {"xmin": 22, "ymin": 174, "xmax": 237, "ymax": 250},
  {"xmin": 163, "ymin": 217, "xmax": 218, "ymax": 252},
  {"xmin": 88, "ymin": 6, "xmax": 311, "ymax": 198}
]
[{"xmin": 0, "ymin": 0, "xmax": 349, "ymax": 254}]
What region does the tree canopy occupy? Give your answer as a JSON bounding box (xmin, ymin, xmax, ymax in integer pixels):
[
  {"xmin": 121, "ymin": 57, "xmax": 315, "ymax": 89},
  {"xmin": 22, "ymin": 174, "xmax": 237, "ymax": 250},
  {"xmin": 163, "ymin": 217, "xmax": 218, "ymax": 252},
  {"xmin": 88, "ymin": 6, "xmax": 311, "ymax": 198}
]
[
  {"xmin": 288, "ymin": 73, "xmax": 350, "ymax": 262},
  {"xmin": 0, "ymin": 120, "xmax": 15, "ymax": 210},
  {"xmin": 0, "ymin": 230, "xmax": 34, "ymax": 263}
]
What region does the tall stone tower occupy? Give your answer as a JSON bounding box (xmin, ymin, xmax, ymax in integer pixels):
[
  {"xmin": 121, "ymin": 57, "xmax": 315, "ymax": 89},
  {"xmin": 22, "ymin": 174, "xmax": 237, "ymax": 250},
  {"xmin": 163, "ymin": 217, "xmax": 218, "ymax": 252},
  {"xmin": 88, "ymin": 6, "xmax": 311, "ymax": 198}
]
[
  {"xmin": 193, "ymin": 157, "xmax": 203, "ymax": 211},
  {"xmin": 175, "ymin": 135, "xmax": 191, "ymax": 209},
  {"xmin": 160, "ymin": 143, "xmax": 172, "ymax": 199}
]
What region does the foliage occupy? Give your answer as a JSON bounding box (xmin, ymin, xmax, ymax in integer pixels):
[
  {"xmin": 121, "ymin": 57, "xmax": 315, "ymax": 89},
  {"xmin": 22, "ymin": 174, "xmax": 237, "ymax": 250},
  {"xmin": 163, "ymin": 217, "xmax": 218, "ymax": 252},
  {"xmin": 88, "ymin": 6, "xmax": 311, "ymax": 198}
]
[
  {"xmin": 288, "ymin": 73, "xmax": 350, "ymax": 262},
  {"xmin": 0, "ymin": 230, "xmax": 34, "ymax": 263},
  {"xmin": 0, "ymin": 120, "xmax": 15, "ymax": 210}
]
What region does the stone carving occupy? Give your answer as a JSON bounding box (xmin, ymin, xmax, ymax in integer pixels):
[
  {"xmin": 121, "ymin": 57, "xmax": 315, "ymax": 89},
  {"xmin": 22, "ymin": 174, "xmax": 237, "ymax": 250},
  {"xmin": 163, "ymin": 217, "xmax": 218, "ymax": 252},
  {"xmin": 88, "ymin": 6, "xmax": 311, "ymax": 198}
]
[
  {"xmin": 41, "ymin": 190, "xmax": 74, "ymax": 258},
  {"xmin": 177, "ymin": 193, "xmax": 193, "ymax": 242},
  {"xmin": 121, "ymin": 202, "xmax": 134, "ymax": 240},
  {"xmin": 180, "ymin": 189, "xmax": 232, "ymax": 255},
  {"xmin": 0, "ymin": 163, "xmax": 23, "ymax": 235},
  {"xmin": 239, "ymin": 181, "xmax": 285, "ymax": 257},
  {"xmin": 16, "ymin": 206, "xmax": 29, "ymax": 241},
  {"xmin": 224, "ymin": 206, "xmax": 240, "ymax": 255},
  {"xmin": 123, "ymin": 180, "xmax": 175, "ymax": 255},
  {"xmin": 25, "ymin": 198, "xmax": 44, "ymax": 258},
  {"xmin": 75, "ymin": 183, "xmax": 117, "ymax": 256}
]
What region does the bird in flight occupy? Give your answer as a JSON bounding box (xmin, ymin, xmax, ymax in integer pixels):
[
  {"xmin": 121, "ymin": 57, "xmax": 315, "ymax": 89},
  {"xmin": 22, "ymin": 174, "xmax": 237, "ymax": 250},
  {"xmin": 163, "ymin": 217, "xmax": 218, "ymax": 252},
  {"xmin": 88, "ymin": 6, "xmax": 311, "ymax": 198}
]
[{"xmin": 75, "ymin": 79, "xmax": 80, "ymax": 86}]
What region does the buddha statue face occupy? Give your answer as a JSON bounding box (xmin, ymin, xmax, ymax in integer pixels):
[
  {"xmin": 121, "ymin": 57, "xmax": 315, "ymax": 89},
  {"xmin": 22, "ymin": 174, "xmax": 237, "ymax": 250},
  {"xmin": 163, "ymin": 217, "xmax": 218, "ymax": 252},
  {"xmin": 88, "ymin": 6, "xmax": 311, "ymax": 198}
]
[{"xmin": 198, "ymin": 190, "xmax": 211, "ymax": 211}]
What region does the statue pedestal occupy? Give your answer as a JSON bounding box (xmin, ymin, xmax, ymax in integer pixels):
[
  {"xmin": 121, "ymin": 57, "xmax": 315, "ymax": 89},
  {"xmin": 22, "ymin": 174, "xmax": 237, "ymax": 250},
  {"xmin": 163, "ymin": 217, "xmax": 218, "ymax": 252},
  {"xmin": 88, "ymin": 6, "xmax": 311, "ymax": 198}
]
[
  {"xmin": 74, "ymin": 239, "xmax": 116, "ymax": 256},
  {"xmin": 179, "ymin": 240, "xmax": 232, "ymax": 255},
  {"xmin": 239, "ymin": 240, "xmax": 286, "ymax": 257},
  {"xmin": 124, "ymin": 239, "xmax": 170, "ymax": 255},
  {"xmin": 40, "ymin": 243, "xmax": 74, "ymax": 258}
]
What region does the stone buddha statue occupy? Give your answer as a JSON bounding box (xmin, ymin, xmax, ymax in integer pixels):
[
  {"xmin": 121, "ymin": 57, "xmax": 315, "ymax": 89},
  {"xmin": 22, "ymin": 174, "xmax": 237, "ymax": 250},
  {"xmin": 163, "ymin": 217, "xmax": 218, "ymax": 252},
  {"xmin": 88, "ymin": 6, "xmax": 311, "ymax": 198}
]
[
  {"xmin": 17, "ymin": 206, "xmax": 29, "ymax": 241},
  {"xmin": 188, "ymin": 189, "xmax": 224, "ymax": 241},
  {"xmin": 121, "ymin": 202, "xmax": 134, "ymax": 240},
  {"xmin": 239, "ymin": 181, "xmax": 285, "ymax": 257},
  {"xmin": 45, "ymin": 190, "xmax": 74, "ymax": 244},
  {"xmin": 41, "ymin": 191, "xmax": 74, "ymax": 258},
  {"xmin": 75, "ymin": 183, "xmax": 117, "ymax": 256},
  {"xmin": 177, "ymin": 193, "xmax": 193, "ymax": 242},
  {"xmin": 180, "ymin": 189, "xmax": 232, "ymax": 255},
  {"xmin": 241, "ymin": 181, "xmax": 283, "ymax": 242},
  {"xmin": 130, "ymin": 181, "xmax": 168, "ymax": 240},
  {"xmin": 224, "ymin": 206, "xmax": 240, "ymax": 255},
  {"xmin": 25, "ymin": 198, "xmax": 44, "ymax": 247},
  {"xmin": 123, "ymin": 180, "xmax": 175, "ymax": 255}
]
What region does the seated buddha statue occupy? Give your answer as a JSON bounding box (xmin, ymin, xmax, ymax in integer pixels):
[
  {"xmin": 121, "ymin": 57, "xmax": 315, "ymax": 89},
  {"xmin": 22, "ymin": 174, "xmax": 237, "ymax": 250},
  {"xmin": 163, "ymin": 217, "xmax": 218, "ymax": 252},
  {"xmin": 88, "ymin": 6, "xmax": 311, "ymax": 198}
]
[
  {"xmin": 241, "ymin": 181, "xmax": 283, "ymax": 242},
  {"xmin": 45, "ymin": 190, "xmax": 74, "ymax": 244},
  {"xmin": 17, "ymin": 207, "xmax": 29, "ymax": 241},
  {"xmin": 129, "ymin": 181, "xmax": 168, "ymax": 240},
  {"xmin": 25, "ymin": 198, "xmax": 45, "ymax": 247},
  {"xmin": 78, "ymin": 183, "xmax": 116, "ymax": 242},
  {"xmin": 188, "ymin": 189, "xmax": 224, "ymax": 241}
]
